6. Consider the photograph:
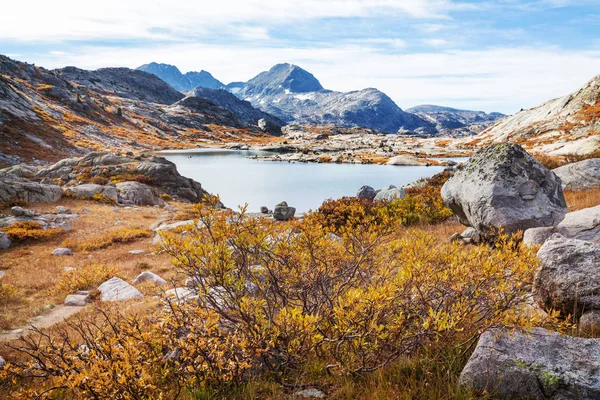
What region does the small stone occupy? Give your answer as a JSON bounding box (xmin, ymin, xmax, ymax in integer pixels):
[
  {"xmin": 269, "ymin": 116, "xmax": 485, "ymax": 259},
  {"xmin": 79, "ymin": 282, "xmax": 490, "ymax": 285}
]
[
  {"xmin": 64, "ymin": 294, "xmax": 89, "ymax": 306},
  {"xmin": 0, "ymin": 232, "xmax": 11, "ymax": 250},
  {"xmin": 56, "ymin": 206, "xmax": 72, "ymax": 214},
  {"xmin": 52, "ymin": 248, "xmax": 73, "ymax": 256},
  {"xmin": 115, "ymin": 221, "xmax": 126, "ymax": 226},
  {"xmin": 81, "ymin": 208, "xmax": 92, "ymax": 214},
  {"xmin": 0, "ymin": 356, "xmax": 5, "ymax": 369},
  {"xmin": 260, "ymin": 206, "xmax": 269, "ymax": 214},
  {"xmin": 294, "ymin": 388, "xmax": 326, "ymax": 398},
  {"xmin": 0, "ymin": 271, "xmax": 5, "ymax": 279},
  {"xmin": 63, "ymin": 267, "xmax": 76, "ymax": 272},
  {"xmin": 129, "ymin": 250, "xmax": 144, "ymax": 255},
  {"xmin": 132, "ymin": 271, "xmax": 167, "ymax": 286},
  {"xmin": 10, "ymin": 206, "xmax": 25, "ymax": 216}
]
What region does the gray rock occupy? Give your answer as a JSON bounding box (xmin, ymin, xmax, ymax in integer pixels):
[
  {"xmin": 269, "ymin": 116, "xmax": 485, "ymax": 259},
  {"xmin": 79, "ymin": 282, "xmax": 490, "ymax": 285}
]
[
  {"xmin": 10, "ymin": 206, "xmax": 25, "ymax": 216},
  {"xmin": 97, "ymin": 277, "xmax": 144, "ymax": 302},
  {"xmin": 356, "ymin": 185, "xmax": 376, "ymax": 200},
  {"xmin": 0, "ymin": 232, "xmax": 11, "ymax": 249},
  {"xmin": 459, "ymin": 328, "xmax": 600, "ymax": 399},
  {"xmin": 293, "ymin": 388, "xmax": 326, "ymax": 398},
  {"xmin": 553, "ymin": 158, "xmax": 600, "ymax": 191},
  {"xmin": 524, "ymin": 205, "xmax": 600, "ymax": 246},
  {"xmin": 55, "ymin": 206, "xmax": 72, "ymax": 214},
  {"xmin": 533, "ymin": 235, "xmax": 600, "ymax": 318},
  {"xmin": 0, "ymin": 356, "xmax": 5, "ymax": 369},
  {"xmin": 115, "ymin": 221, "xmax": 125, "ymax": 226},
  {"xmin": 128, "ymin": 250, "xmax": 144, "ymax": 255},
  {"xmin": 65, "ymin": 184, "xmax": 118, "ymax": 202},
  {"xmin": 273, "ymin": 201, "xmax": 296, "ymax": 221},
  {"xmin": 116, "ymin": 181, "xmax": 164, "ymax": 206},
  {"xmin": 258, "ymin": 118, "xmax": 282, "ymax": 135},
  {"xmin": 441, "ymin": 143, "xmax": 567, "ymax": 235},
  {"xmin": 64, "ymin": 294, "xmax": 89, "ymax": 306},
  {"xmin": 52, "ymin": 248, "xmax": 73, "ymax": 256},
  {"xmin": 0, "ymin": 173, "xmax": 62, "ymax": 204},
  {"xmin": 0, "ymin": 271, "xmax": 5, "ymax": 279},
  {"xmin": 0, "ymin": 164, "xmax": 36, "ymax": 178},
  {"xmin": 374, "ymin": 185, "xmax": 406, "ymax": 202},
  {"xmin": 386, "ymin": 154, "xmax": 423, "ymax": 166},
  {"xmin": 63, "ymin": 267, "xmax": 76, "ymax": 272},
  {"xmin": 154, "ymin": 220, "xmax": 195, "ymax": 232},
  {"xmin": 260, "ymin": 206, "xmax": 269, "ymax": 214},
  {"xmin": 165, "ymin": 287, "xmax": 198, "ymax": 303},
  {"xmin": 132, "ymin": 271, "xmax": 167, "ymax": 286}
]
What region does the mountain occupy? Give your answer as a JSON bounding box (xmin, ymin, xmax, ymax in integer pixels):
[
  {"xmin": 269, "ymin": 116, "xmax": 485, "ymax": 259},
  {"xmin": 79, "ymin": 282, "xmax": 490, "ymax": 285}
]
[
  {"xmin": 476, "ymin": 75, "xmax": 600, "ymax": 155},
  {"xmin": 186, "ymin": 87, "xmax": 283, "ymax": 129},
  {"xmin": 137, "ymin": 62, "xmax": 225, "ymax": 92},
  {"xmin": 235, "ymin": 63, "xmax": 434, "ymax": 134},
  {"xmin": 0, "ymin": 55, "xmax": 281, "ymax": 166},
  {"xmin": 406, "ymin": 105, "xmax": 505, "ymax": 136}
]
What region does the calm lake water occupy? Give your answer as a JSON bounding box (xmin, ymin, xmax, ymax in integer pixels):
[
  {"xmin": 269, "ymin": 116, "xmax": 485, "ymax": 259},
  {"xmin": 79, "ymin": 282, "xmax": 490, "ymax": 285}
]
[{"xmin": 160, "ymin": 149, "xmax": 464, "ymax": 213}]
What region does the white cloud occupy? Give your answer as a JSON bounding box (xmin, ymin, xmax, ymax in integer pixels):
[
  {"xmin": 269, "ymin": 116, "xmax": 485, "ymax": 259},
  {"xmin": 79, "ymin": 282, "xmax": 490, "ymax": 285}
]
[
  {"xmin": 28, "ymin": 43, "xmax": 600, "ymax": 114},
  {"xmin": 0, "ymin": 0, "xmax": 474, "ymax": 42},
  {"xmin": 422, "ymin": 38, "xmax": 450, "ymax": 47},
  {"xmin": 236, "ymin": 26, "xmax": 270, "ymax": 41}
]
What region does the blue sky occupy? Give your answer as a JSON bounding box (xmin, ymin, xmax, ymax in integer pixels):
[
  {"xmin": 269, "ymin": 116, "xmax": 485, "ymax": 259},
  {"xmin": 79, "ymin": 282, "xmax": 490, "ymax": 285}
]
[{"xmin": 2, "ymin": 0, "xmax": 600, "ymax": 114}]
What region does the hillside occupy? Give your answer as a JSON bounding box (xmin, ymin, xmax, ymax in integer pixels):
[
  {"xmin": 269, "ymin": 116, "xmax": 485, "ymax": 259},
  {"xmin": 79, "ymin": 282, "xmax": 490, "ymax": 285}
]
[
  {"xmin": 406, "ymin": 105, "xmax": 504, "ymax": 136},
  {"xmin": 0, "ymin": 55, "xmax": 281, "ymax": 167},
  {"xmin": 474, "ymin": 74, "xmax": 600, "ymax": 155}
]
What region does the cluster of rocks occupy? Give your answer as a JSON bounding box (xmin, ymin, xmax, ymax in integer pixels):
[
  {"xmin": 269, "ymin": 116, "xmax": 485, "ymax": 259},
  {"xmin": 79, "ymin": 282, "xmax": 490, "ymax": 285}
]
[
  {"xmin": 62, "ymin": 271, "xmax": 168, "ymax": 306},
  {"xmin": 357, "ymin": 185, "xmax": 407, "ymax": 202},
  {"xmin": 0, "ymin": 206, "xmax": 78, "ymax": 250},
  {"xmin": 0, "ymin": 152, "xmax": 218, "ymax": 211},
  {"xmin": 448, "ymin": 144, "xmax": 600, "ymax": 398}
]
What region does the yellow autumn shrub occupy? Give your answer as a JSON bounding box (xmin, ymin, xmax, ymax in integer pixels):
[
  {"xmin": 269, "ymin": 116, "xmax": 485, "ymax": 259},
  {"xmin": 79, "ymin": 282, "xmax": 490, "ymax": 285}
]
[
  {"xmin": 3, "ymin": 203, "xmax": 565, "ymax": 399},
  {"xmin": 62, "ymin": 228, "xmax": 151, "ymax": 251},
  {"xmin": 2, "ymin": 222, "xmax": 65, "ymax": 242},
  {"xmin": 53, "ymin": 264, "xmax": 119, "ymax": 295}
]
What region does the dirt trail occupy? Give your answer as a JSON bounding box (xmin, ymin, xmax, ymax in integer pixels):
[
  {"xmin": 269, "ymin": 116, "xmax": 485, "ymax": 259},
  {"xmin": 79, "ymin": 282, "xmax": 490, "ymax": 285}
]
[{"xmin": 0, "ymin": 304, "xmax": 86, "ymax": 342}]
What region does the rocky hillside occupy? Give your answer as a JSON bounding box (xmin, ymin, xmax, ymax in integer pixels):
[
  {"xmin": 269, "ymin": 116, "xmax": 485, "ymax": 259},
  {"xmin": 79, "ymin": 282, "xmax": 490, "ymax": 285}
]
[
  {"xmin": 235, "ymin": 63, "xmax": 434, "ymax": 134},
  {"xmin": 406, "ymin": 105, "xmax": 504, "ymax": 136},
  {"xmin": 186, "ymin": 87, "xmax": 283, "ymax": 128},
  {"xmin": 137, "ymin": 62, "xmax": 225, "ymax": 91},
  {"xmin": 475, "ymin": 74, "xmax": 600, "ymax": 155},
  {"xmin": 0, "ymin": 55, "xmax": 281, "ymax": 166}
]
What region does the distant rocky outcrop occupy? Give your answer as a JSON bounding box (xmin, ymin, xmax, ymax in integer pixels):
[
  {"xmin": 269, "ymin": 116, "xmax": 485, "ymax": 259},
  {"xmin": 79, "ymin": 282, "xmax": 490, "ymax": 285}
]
[
  {"xmin": 0, "ymin": 173, "xmax": 62, "ymax": 204},
  {"xmin": 405, "ymin": 105, "xmax": 504, "ymax": 136},
  {"xmin": 441, "ymin": 143, "xmax": 567, "ymax": 236},
  {"xmin": 137, "ymin": 62, "xmax": 225, "ymax": 92},
  {"xmin": 477, "ymin": 74, "xmax": 600, "ymax": 155}
]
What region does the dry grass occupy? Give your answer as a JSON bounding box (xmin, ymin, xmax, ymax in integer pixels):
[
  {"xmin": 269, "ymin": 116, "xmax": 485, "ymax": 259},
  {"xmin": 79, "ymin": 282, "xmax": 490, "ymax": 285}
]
[
  {"xmin": 0, "ymin": 198, "xmax": 183, "ymax": 330},
  {"xmin": 564, "ymin": 187, "xmax": 600, "ymax": 212},
  {"xmin": 62, "ymin": 227, "xmax": 152, "ymax": 251},
  {"xmin": 53, "ymin": 264, "xmax": 119, "ymax": 296}
]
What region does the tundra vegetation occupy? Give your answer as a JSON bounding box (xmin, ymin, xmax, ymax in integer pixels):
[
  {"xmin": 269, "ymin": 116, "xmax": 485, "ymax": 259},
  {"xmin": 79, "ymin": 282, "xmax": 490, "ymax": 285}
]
[{"xmin": 0, "ymin": 171, "xmax": 580, "ymax": 399}]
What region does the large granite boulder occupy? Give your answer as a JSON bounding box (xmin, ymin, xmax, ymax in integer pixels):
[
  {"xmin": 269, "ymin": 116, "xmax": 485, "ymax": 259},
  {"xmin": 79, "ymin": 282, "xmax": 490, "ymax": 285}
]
[
  {"xmin": 441, "ymin": 143, "xmax": 567, "ymax": 235},
  {"xmin": 524, "ymin": 205, "xmax": 600, "ymax": 246},
  {"xmin": 460, "ymin": 328, "xmax": 600, "ymax": 399},
  {"xmin": 116, "ymin": 181, "xmax": 164, "ymax": 206},
  {"xmin": 0, "ymin": 174, "xmax": 62, "ymax": 204},
  {"xmin": 0, "ymin": 165, "xmax": 36, "ymax": 178},
  {"xmin": 132, "ymin": 271, "xmax": 167, "ymax": 286},
  {"xmin": 533, "ymin": 235, "xmax": 600, "ymax": 318},
  {"xmin": 98, "ymin": 277, "xmax": 144, "ymax": 301},
  {"xmin": 553, "ymin": 158, "xmax": 600, "ymax": 191},
  {"xmin": 374, "ymin": 185, "xmax": 406, "ymax": 202},
  {"xmin": 65, "ymin": 184, "xmax": 118, "ymax": 202}
]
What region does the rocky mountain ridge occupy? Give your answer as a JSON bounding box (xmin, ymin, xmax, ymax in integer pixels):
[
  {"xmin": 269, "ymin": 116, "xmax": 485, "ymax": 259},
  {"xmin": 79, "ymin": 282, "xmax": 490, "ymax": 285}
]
[
  {"xmin": 137, "ymin": 62, "xmax": 225, "ymax": 92},
  {"xmin": 406, "ymin": 105, "xmax": 504, "ymax": 136}
]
